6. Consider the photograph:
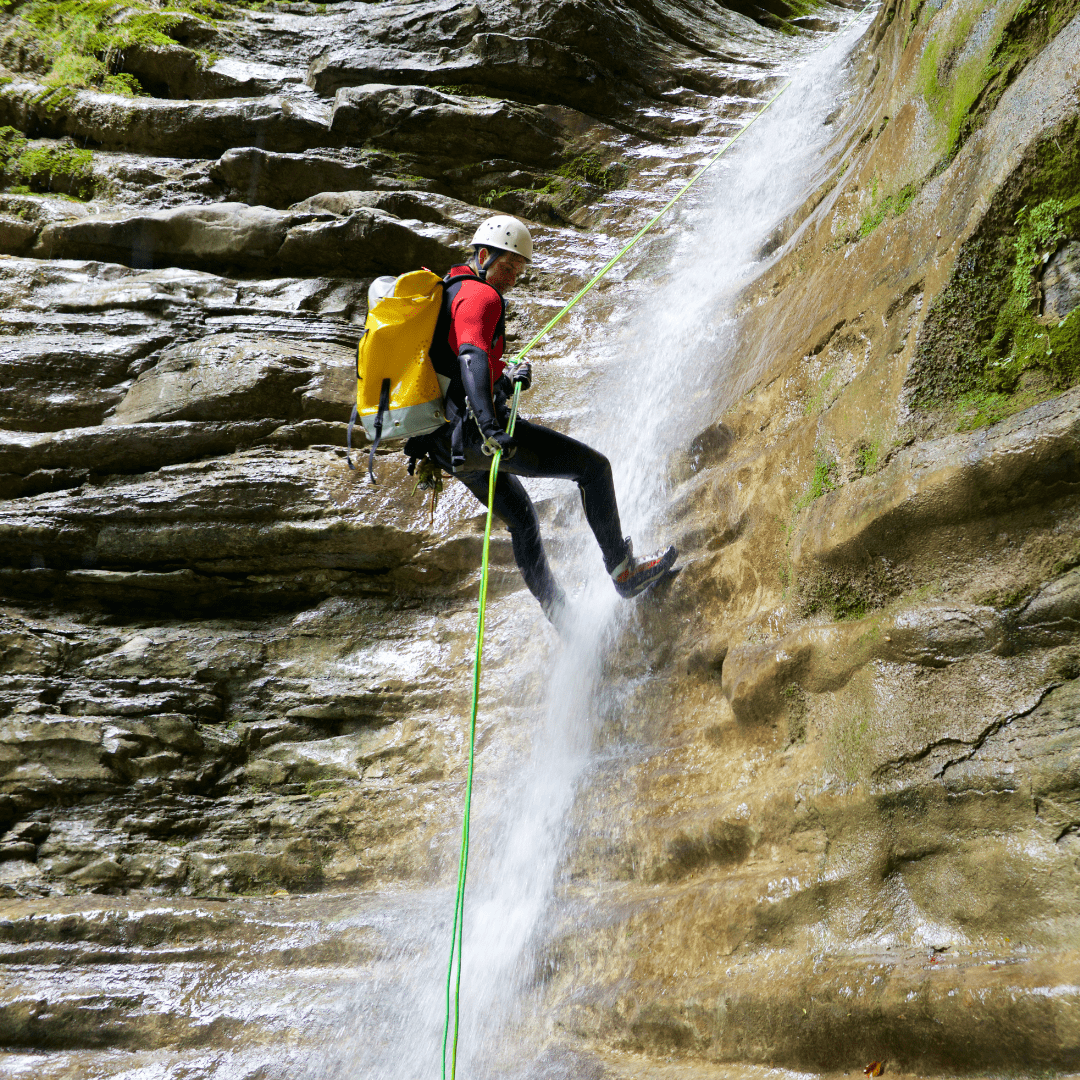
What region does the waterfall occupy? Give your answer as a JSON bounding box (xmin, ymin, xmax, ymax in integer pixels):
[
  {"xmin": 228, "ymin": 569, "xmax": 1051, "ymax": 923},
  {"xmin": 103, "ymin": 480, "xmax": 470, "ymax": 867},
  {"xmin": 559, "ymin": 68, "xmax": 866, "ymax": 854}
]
[{"xmin": 323, "ymin": 13, "xmax": 873, "ymax": 1079}]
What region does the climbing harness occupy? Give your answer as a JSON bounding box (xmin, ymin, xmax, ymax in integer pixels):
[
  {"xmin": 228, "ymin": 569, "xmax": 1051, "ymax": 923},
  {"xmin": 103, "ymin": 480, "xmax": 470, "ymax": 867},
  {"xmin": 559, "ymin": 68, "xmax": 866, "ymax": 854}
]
[{"xmin": 440, "ymin": 77, "xmax": 793, "ymax": 1080}]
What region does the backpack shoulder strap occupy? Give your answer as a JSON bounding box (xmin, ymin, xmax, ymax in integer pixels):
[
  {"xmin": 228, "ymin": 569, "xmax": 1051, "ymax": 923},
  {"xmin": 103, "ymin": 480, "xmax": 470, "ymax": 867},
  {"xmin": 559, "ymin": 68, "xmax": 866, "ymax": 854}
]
[
  {"xmin": 431, "ymin": 270, "xmax": 503, "ymax": 377},
  {"xmin": 441, "ymin": 271, "xmax": 506, "ymax": 339}
]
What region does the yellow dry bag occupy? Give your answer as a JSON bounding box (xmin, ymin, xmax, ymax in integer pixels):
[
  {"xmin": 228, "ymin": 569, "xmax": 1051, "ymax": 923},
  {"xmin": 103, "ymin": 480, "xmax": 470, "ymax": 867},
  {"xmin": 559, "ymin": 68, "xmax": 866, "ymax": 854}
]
[{"xmin": 348, "ymin": 269, "xmax": 449, "ymax": 482}]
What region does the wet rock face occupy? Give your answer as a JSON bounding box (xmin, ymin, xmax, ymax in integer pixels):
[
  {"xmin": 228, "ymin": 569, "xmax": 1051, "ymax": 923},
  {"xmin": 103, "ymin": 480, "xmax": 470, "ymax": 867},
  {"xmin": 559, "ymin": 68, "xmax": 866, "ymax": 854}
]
[
  {"xmin": 536, "ymin": 3, "xmax": 1080, "ymax": 1075},
  {"xmin": 1043, "ymin": 239, "xmax": 1080, "ymax": 321},
  {"xmin": 0, "ymin": 0, "xmax": 785, "ymax": 920},
  {"xmin": 0, "ymin": 0, "xmax": 1079, "ymax": 1076}
]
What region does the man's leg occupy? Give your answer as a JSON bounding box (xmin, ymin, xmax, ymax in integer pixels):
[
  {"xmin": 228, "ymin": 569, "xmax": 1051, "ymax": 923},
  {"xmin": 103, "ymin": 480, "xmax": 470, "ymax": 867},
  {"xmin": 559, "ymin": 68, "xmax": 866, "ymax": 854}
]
[
  {"xmin": 418, "ymin": 418, "xmax": 673, "ymax": 606},
  {"xmin": 457, "ymin": 468, "xmax": 564, "ymax": 611},
  {"xmin": 498, "ymin": 419, "xmax": 629, "ymax": 572}
]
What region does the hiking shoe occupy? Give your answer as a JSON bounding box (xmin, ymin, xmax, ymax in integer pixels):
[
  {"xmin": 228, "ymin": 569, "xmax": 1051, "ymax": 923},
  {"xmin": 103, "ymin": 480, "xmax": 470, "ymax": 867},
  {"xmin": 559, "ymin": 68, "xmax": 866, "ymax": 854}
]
[{"xmin": 610, "ymin": 539, "xmax": 678, "ymax": 599}]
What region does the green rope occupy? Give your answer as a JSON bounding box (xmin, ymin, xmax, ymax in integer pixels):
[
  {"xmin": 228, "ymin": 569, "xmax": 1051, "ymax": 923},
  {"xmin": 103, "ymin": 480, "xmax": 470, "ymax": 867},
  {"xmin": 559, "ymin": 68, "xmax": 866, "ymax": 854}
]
[
  {"xmin": 440, "ymin": 78, "xmax": 791, "ymax": 1080},
  {"xmin": 441, "ymin": 452, "xmax": 498, "ymax": 1080}
]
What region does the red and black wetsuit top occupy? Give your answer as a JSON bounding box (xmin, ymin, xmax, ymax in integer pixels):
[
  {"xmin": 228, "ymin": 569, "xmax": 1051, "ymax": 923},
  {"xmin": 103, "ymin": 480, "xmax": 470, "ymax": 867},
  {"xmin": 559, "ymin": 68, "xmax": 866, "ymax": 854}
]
[
  {"xmin": 434, "ymin": 264, "xmax": 507, "ymax": 385},
  {"xmin": 428, "ymin": 266, "xmax": 508, "ymax": 462}
]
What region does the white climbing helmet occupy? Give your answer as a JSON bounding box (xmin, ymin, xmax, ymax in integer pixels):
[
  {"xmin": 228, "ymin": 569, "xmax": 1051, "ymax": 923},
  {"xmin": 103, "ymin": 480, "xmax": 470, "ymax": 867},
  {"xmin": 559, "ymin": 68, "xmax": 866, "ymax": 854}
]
[{"xmin": 470, "ymin": 215, "xmax": 533, "ymax": 262}]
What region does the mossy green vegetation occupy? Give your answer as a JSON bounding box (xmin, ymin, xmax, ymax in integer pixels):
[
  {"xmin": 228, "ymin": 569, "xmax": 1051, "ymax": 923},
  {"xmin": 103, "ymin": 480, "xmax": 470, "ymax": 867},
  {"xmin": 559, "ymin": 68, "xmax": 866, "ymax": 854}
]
[
  {"xmin": 0, "ymin": 0, "xmax": 256, "ymax": 96},
  {"xmin": 779, "ymin": 448, "xmax": 841, "ymax": 595},
  {"xmin": 797, "ymin": 561, "xmax": 896, "ymax": 621},
  {"xmin": 803, "ymin": 369, "xmax": 835, "ymax": 414},
  {"xmin": 914, "ymin": 0, "xmax": 1080, "ymax": 161},
  {"xmin": 975, "ymin": 583, "xmax": 1033, "ymax": 609},
  {"xmin": 483, "ymin": 153, "xmax": 627, "ymax": 220},
  {"xmin": 954, "ymin": 388, "xmax": 1022, "ymax": 430},
  {"xmin": 793, "ymin": 449, "xmax": 838, "ymax": 512},
  {"xmin": 802, "ymin": 576, "xmax": 874, "ymax": 621},
  {"xmin": 1012, "ymin": 199, "xmax": 1066, "ymax": 299},
  {"xmin": 836, "ymin": 173, "xmax": 921, "ymax": 246},
  {"xmin": 710, "ymin": 0, "xmax": 825, "ymax": 33},
  {"xmin": 555, "ymin": 153, "xmax": 623, "ymax": 195},
  {"xmin": 853, "ymin": 439, "xmax": 881, "ymax": 476},
  {"xmin": 782, "ymin": 683, "xmax": 808, "ymax": 743},
  {"xmin": 855, "ymin": 180, "xmax": 919, "ymax": 239},
  {"xmin": 433, "ymin": 84, "xmax": 499, "ymax": 100},
  {"xmin": 833, "ymin": 0, "xmax": 1073, "ymax": 249},
  {"xmin": 908, "ymin": 120, "xmax": 1080, "ymax": 423},
  {"xmin": 0, "ymin": 126, "xmax": 94, "ymax": 198},
  {"xmin": 917, "ymin": 0, "xmax": 989, "ymax": 158}
]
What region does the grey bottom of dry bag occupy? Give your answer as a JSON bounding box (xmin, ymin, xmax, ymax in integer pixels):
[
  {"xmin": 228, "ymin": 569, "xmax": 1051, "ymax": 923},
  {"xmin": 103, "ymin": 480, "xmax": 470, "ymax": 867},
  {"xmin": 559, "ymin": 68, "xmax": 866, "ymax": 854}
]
[{"xmin": 360, "ymin": 398, "xmax": 446, "ymax": 442}]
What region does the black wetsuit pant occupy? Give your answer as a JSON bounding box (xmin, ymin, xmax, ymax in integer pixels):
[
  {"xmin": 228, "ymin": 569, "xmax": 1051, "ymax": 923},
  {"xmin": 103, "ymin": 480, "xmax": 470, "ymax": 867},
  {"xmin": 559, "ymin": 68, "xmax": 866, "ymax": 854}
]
[{"xmin": 424, "ymin": 418, "xmax": 627, "ymax": 608}]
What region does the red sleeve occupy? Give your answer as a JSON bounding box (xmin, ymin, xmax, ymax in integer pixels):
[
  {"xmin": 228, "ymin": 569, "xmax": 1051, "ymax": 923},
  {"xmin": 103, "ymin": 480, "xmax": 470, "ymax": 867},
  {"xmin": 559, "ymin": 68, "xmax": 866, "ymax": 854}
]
[{"xmin": 448, "ymin": 280, "xmax": 506, "ymax": 383}]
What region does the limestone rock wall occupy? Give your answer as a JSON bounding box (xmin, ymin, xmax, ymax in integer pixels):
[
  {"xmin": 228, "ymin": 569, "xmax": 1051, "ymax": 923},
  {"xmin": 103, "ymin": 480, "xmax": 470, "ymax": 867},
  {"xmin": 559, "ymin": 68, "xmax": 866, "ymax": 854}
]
[
  {"xmin": 0, "ymin": 0, "xmax": 1078, "ymax": 1076},
  {"xmin": 542, "ymin": 0, "xmax": 1080, "ymax": 1074},
  {"xmin": 0, "ymin": 1, "xmax": 809, "ymax": 1074}
]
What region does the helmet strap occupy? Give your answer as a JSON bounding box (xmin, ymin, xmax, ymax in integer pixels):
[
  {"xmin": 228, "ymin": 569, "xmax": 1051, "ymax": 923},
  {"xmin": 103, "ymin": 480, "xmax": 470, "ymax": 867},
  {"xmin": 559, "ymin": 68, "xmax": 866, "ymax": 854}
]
[{"xmin": 474, "ymin": 246, "xmax": 501, "ymax": 280}]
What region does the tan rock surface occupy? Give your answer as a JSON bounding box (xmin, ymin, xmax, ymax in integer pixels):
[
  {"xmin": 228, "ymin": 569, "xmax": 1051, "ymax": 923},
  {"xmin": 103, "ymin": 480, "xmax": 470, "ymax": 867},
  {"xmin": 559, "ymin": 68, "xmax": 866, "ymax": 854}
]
[{"xmin": 0, "ymin": 0, "xmax": 1078, "ymax": 1076}]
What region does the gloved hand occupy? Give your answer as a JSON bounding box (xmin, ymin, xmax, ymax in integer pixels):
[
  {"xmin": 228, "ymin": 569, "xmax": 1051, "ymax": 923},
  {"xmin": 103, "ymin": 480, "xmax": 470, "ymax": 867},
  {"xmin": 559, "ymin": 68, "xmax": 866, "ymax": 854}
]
[
  {"xmin": 494, "ymin": 361, "xmax": 532, "ymax": 398},
  {"xmin": 506, "ymin": 360, "xmax": 532, "ymax": 392},
  {"xmin": 481, "ymin": 431, "xmax": 517, "ymax": 458}
]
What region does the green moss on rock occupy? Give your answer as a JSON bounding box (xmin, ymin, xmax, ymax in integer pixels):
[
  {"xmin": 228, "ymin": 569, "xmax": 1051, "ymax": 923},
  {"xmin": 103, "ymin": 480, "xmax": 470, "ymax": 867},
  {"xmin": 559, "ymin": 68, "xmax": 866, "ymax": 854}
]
[
  {"xmin": 853, "ymin": 440, "xmax": 881, "ymax": 477},
  {"xmin": 483, "ymin": 153, "xmax": 627, "ymax": 223},
  {"xmin": 794, "ymin": 449, "xmax": 839, "ymax": 512},
  {"xmin": 0, "ymin": 125, "xmax": 94, "ymax": 198},
  {"xmin": 915, "ymin": 0, "xmax": 1080, "ymax": 162},
  {"xmin": 907, "ymin": 119, "xmax": 1080, "ymax": 417},
  {"xmin": 796, "ymin": 560, "xmax": 900, "ymax": 622},
  {"xmin": 0, "ymin": 0, "xmax": 257, "ymax": 96}
]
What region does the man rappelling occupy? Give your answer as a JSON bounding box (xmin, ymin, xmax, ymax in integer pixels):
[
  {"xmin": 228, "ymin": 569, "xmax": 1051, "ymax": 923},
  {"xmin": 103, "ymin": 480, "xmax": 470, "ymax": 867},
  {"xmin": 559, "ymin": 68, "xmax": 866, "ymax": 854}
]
[{"xmin": 402, "ymin": 215, "xmax": 677, "ymax": 627}]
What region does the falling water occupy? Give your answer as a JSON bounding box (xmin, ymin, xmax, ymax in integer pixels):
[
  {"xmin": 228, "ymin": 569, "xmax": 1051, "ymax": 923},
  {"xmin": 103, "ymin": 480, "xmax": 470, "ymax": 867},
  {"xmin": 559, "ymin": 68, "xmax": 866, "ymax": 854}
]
[{"xmin": 323, "ymin": 12, "xmax": 874, "ymax": 1080}]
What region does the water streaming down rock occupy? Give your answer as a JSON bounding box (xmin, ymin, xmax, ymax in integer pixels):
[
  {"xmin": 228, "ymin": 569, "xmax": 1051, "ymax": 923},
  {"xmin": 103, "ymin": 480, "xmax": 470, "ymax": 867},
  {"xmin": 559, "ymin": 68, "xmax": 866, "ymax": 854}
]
[
  {"xmin": 476, "ymin": 21, "xmax": 875, "ymax": 1076},
  {"xmin": 598, "ymin": 22, "xmax": 871, "ymax": 537}
]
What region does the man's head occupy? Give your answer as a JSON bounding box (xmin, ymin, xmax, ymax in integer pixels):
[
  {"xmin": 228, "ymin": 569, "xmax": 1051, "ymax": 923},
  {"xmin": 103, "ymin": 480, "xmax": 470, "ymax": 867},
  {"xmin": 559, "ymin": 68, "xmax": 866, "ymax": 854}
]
[
  {"xmin": 470, "ymin": 216, "xmax": 532, "ymax": 293},
  {"xmin": 475, "ymin": 247, "xmax": 528, "ymax": 293}
]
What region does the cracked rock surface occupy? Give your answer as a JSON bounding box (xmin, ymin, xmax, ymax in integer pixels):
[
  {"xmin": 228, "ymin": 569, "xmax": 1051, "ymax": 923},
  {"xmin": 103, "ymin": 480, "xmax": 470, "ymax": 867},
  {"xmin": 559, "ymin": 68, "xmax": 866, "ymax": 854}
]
[{"xmin": 0, "ymin": 0, "xmax": 1079, "ymax": 1077}]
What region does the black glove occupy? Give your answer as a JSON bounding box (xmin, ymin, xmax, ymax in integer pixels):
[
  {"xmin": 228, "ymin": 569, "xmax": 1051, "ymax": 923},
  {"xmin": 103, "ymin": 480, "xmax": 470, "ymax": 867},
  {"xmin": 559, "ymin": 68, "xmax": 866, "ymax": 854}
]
[
  {"xmin": 481, "ymin": 431, "xmax": 517, "ymax": 458},
  {"xmin": 506, "ymin": 360, "xmax": 532, "ymax": 392}
]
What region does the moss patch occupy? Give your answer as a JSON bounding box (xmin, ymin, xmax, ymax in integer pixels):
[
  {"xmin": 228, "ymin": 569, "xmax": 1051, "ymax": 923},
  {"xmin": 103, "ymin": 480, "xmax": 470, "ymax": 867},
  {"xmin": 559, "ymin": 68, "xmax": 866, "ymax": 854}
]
[
  {"xmin": 796, "ymin": 560, "xmax": 901, "ymax": 622},
  {"xmin": 953, "ymin": 379, "xmax": 1055, "ymax": 431},
  {"xmin": 975, "ymin": 583, "xmax": 1034, "ymax": 609},
  {"xmin": 432, "ymin": 84, "xmax": 500, "ymax": 100},
  {"xmin": 0, "ymin": 0, "xmax": 257, "ymax": 96},
  {"xmin": 483, "ymin": 153, "xmax": 627, "ymax": 221},
  {"xmin": 0, "ymin": 126, "xmax": 94, "ymax": 198},
  {"xmin": 917, "ymin": 0, "xmax": 991, "ymax": 158},
  {"xmin": 915, "ymin": 0, "xmax": 1080, "ymax": 162},
  {"xmin": 853, "ymin": 439, "xmax": 881, "ymax": 477},
  {"xmin": 907, "ymin": 119, "xmax": 1080, "ymax": 418},
  {"xmin": 855, "ymin": 180, "xmax": 919, "ymax": 240},
  {"xmin": 793, "ymin": 449, "xmax": 839, "ymax": 513},
  {"xmin": 804, "ymin": 369, "xmax": 836, "ymax": 414},
  {"xmin": 783, "ymin": 683, "xmax": 808, "ymax": 744},
  {"xmin": 835, "ymin": 172, "xmax": 924, "ymax": 247}
]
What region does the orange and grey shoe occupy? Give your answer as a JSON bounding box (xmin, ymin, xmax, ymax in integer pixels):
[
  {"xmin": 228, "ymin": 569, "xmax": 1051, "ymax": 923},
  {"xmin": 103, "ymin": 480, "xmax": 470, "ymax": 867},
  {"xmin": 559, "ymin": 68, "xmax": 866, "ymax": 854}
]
[{"xmin": 610, "ymin": 539, "xmax": 678, "ymax": 599}]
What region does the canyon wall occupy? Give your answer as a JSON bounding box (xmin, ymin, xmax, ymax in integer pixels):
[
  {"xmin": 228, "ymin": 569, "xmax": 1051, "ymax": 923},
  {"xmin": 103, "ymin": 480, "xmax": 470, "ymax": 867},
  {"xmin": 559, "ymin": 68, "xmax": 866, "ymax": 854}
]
[{"xmin": 0, "ymin": 0, "xmax": 1077, "ymax": 1076}]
